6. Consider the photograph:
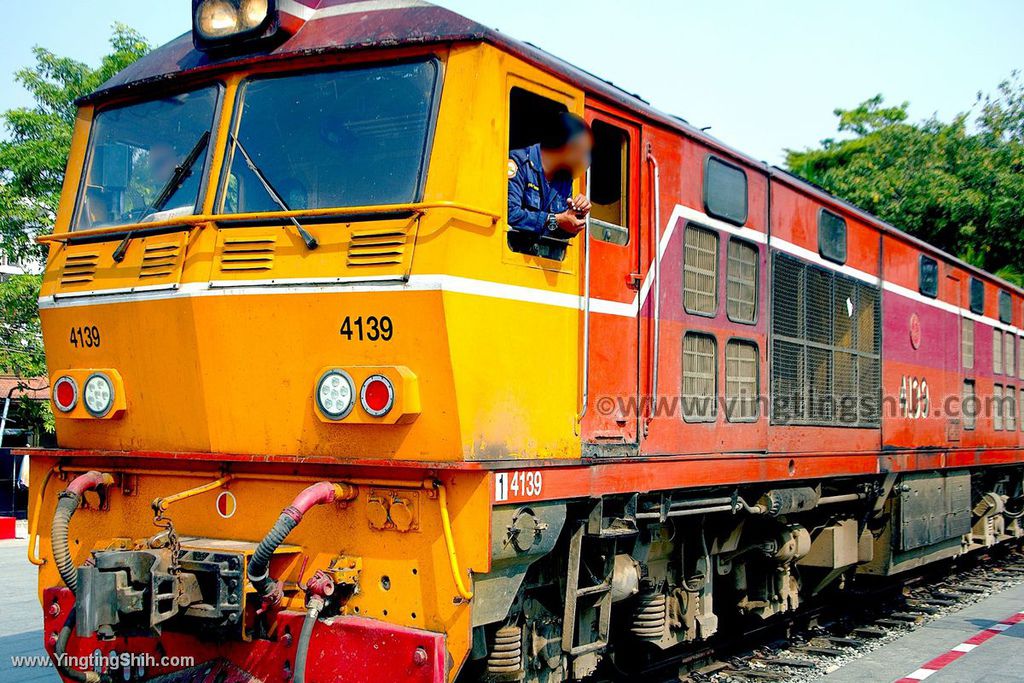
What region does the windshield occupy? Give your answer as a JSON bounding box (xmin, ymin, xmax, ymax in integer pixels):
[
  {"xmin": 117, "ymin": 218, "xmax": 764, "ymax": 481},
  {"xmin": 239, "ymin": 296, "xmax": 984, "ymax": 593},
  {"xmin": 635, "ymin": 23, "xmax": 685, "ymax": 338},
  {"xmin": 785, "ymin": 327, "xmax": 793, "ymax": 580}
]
[
  {"xmin": 73, "ymin": 86, "xmax": 220, "ymax": 230},
  {"xmin": 219, "ymin": 60, "xmax": 439, "ymax": 214}
]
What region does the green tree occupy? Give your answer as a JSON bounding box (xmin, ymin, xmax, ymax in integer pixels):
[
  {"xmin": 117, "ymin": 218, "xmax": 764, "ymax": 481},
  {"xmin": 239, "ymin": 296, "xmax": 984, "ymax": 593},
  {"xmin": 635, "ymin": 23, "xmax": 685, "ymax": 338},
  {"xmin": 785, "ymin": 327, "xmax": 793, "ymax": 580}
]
[
  {"xmin": 786, "ymin": 72, "xmax": 1024, "ymax": 285},
  {"xmin": 0, "ymin": 24, "xmax": 149, "ymax": 425}
]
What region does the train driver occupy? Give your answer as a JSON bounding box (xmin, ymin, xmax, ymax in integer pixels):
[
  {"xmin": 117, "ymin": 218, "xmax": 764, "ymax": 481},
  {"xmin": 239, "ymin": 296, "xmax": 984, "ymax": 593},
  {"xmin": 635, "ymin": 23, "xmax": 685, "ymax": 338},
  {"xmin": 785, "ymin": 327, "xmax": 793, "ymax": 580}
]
[{"xmin": 507, "ymin": 112, "xmax": 594, "ymax": 239}]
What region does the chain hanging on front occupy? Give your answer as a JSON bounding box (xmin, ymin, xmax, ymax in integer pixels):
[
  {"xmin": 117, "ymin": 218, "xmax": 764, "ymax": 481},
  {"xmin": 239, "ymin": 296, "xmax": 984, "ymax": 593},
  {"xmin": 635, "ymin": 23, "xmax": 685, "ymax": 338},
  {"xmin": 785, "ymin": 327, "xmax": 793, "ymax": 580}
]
[{"xmin": 151, "ymin": 501, "xmax": 182, "ymax": 574}]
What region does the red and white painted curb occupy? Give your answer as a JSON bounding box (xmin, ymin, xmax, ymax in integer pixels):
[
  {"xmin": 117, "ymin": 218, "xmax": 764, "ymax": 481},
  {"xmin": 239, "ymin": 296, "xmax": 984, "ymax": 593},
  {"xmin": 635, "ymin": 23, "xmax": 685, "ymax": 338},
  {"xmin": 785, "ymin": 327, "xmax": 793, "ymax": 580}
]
[{"xmin": 894, "ymin": 610, "xmax": 1024, "ymax": 681}]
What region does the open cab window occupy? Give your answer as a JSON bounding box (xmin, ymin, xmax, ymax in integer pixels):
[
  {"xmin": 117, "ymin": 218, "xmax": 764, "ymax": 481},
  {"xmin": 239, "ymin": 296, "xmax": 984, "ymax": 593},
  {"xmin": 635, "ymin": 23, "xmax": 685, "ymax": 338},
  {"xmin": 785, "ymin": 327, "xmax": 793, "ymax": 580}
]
[
  {"xmin": 506, "ymin": 87, "xmax": 572, "ymax": 261},
  {"xmin": 73, "ymin": 86, "xmax": 220, "ymax": 230},
  {"xmin": 588, "ymin": 119, "xmax": 630, "ymax": 246}
]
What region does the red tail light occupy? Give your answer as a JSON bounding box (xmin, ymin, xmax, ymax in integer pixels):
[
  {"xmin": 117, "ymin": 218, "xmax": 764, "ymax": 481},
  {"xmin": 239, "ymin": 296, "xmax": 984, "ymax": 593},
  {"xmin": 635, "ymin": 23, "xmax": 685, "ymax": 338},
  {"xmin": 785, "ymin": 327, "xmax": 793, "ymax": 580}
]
[
  {"xmin": 53, "ymin": 376, "xmax": 78, "ymax": 413},
  {"xmin": 360, "ymin": 375, "xmax": 394, "ymax": 417}
]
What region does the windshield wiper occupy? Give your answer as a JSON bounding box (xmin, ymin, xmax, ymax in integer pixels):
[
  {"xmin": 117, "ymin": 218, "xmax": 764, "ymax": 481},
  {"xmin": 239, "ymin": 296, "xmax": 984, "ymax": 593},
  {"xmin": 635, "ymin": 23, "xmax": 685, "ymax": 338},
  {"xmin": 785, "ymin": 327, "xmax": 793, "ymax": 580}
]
[
  {"xmin": 230, "ymin": 135, "xmax": 319, "ymax": 250},
  {"xmin": 113, "ymin": 130, "xmax": 211, "ymax": 262}
]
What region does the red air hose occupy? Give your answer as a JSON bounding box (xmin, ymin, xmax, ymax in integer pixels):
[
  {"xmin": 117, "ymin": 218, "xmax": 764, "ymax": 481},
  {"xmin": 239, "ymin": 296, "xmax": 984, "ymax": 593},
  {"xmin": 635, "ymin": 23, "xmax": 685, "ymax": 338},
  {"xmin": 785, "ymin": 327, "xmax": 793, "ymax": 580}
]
[
  {"xmin": 51, "ymin": 471, "xmax": 113, "ymax": 592},
  {"xmin": 247, "ymin": 482, "xmax": 353, "ymax": 602}
]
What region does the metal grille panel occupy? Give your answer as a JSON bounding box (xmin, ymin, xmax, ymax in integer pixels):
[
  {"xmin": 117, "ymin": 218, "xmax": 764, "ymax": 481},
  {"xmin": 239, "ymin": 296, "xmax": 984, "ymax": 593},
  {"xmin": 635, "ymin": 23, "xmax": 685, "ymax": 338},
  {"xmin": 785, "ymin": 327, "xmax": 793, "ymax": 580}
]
[
  {"xmin": 1005, "ymin": 333, "xmax": 1015, "ymax": 378},
  {"xmin": 994, "ymin": 329, "xmax": 1004, "ymax": 375},
  {"xmin": 139, "ymin": 241, "xmax": 182, "ymax": 280},
  {"xmin": 219, "ymin": 236, "xmax": 276, "ymax": 272},
  {"xmin": 1020, "ymin": 336, "xmax": 1024, "ymax": 380},
  {"xmin": 995, "ymin": 384, "xmax": 1005, "ymax": 430},
  {"xmin": 963, "ymin": 381, "xmax": 977, "ymax": 430},
  {"xmin": 60, "ymin": 251, "xmax": 99, "ymax": 286},
  {"xmin": 684, "ymin": 225, "xmax": 718, "ymax": 315},
  {"xmin": 770, "ymin": 251, "xmax": 881, "ymax": 427},
  {"xmin": 726, "ymin": 239, "xmax": 758, "ymax": 323},
  {"xmin": 962, "ymin": 319, "xmax": 974, "ymax": 369},
  {"xmin": 682, "ymin": 333, "xmax": 717, "ymax": 422},
  {"xmin": 725, "ymin": 340, "xmax": 758, "ymax": 421},
  {"xmin": 1007, "ymin": 387, "xmax": 1017, "ymax": 431},
  {"xmin": 772, "ymin": 254, "xmax": 805, "ymax": 338},
  {"xmin": 348, "ymin": 225, "xmax": 410, "ymax": 267}
]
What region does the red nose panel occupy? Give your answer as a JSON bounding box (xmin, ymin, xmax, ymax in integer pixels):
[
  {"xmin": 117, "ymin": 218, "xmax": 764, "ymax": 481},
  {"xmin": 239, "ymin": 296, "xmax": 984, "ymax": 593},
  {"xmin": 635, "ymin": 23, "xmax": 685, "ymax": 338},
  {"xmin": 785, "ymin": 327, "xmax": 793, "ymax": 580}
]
[{"xmin": 43, "ymin": 587, "xmax": 447, "ymax": 683}]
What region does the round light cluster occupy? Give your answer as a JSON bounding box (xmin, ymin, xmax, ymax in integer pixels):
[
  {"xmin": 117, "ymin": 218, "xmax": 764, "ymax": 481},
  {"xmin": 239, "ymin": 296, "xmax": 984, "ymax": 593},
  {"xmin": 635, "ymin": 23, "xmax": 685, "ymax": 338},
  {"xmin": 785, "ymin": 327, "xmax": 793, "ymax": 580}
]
[
  {"xmin": 196, "ymin": 0, "xmax": 270, "ymax": 39},
  {"xmin": 83, "ymin": 373, "xmax": 115, "ymax": 418},
  {"xmin": 316, "ymin": 370, "xmax": 355, "ymax": 420},
  {"xmin": 360, "ymin": 375, "xmax": 395, "ymax": 417},
  {"xmin": 53, "ymin": 376, "xmax": 78, "ymax": 413}
]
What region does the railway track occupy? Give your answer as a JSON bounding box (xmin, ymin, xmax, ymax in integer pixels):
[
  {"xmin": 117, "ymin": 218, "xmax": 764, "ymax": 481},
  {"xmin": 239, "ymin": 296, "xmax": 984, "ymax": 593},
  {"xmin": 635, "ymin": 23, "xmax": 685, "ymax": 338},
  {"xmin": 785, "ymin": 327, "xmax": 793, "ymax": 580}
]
[{"xmin": 605, "ymin": 542, "xmax": 1024, "ymax": 683}]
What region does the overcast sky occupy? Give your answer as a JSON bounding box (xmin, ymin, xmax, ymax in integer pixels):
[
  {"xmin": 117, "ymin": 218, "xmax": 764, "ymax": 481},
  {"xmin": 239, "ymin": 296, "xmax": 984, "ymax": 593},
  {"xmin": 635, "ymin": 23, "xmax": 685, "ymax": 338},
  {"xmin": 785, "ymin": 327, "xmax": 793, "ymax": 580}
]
[{"xmin": 0, "ymin": 0, "xmax": 1021, "ymax": 164}]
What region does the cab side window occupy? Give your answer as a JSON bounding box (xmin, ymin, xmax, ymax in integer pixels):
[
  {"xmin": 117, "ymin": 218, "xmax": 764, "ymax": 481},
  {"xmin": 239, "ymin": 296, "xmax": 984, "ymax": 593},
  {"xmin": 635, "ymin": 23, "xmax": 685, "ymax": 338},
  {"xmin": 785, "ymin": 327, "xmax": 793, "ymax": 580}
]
[
  {"xmin": 589, "ymin": 120, "xmax": 629, "ymax": 246},
  {"xmin": 507, "ymin": 88, "xmax": 569, "ymax": 261}
]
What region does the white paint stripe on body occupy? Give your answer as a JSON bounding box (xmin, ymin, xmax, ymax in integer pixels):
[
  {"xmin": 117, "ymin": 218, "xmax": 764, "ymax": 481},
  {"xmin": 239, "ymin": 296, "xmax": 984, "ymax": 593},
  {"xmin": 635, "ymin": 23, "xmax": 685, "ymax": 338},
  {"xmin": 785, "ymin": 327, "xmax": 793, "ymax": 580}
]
[
  {"xmin": 279, "ymin": 0, "xmax": 430, "ymax": 22},
  {"xmin": 35, "ymin": 203, "xmax": 1024, "ymax": 336}
]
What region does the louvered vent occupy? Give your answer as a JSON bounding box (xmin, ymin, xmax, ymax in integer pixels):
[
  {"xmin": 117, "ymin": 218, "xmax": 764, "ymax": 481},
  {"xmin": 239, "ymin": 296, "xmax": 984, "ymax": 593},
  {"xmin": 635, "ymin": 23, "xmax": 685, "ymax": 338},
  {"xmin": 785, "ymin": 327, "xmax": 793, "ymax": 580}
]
[
  {"xmin": 60, "ymin": 252, "xmax": 100, "ymax": 286},
  {"xmin": 139, "ymin": 242, "xmax": 181, "ymax": 279},
  {"xmin": 770, "ymin": 251, "xmax": 881, "ymax": 428},
  {"xmin": 219, "ymin": 236, "xmax": 276, "ymax": 271},
  {"xmin": 347, "ymin": 225, "xmax": 410, "ymax": 267}
]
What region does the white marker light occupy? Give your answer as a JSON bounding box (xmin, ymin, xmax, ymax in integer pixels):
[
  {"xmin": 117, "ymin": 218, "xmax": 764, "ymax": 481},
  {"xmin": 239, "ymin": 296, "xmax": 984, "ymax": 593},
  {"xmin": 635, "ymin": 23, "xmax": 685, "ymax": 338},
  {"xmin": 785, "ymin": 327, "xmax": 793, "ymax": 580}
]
[
  {"xmin": 82, "ymin": 373, "xmax": 115, "ymax": 418},
  {"xmin": 316, "ymin": 370, "xmax": 355, "ymax": 420}
]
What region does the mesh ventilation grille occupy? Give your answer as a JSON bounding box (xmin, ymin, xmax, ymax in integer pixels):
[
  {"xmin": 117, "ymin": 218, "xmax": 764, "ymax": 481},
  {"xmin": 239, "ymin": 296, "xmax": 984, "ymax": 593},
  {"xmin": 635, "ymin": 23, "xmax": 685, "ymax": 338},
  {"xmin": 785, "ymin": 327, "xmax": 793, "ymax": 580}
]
[{"xmin": 771, "ymin": 251, "xmax": 881, "ymax": 427}]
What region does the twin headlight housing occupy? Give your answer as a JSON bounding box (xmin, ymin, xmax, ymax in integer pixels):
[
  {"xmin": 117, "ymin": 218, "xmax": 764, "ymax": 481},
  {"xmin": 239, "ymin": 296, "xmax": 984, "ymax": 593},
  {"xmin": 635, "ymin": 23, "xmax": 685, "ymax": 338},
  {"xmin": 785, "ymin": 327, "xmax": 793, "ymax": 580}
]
[{"xmin": 192, "ymin": 0, "xmax": 279, "ymax": 49}]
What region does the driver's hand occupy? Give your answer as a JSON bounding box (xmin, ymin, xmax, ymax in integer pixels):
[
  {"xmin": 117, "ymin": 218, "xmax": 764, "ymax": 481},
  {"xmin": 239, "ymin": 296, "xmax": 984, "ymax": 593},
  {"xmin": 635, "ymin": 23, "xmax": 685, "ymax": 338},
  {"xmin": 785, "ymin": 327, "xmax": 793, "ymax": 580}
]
[
  {"xmin": 568, "ymin": 194, "xmax": 591, "ymax": 217},
  {"xmin": 555, "ymin": 210, "xmax": 587, "ymax": 235}
]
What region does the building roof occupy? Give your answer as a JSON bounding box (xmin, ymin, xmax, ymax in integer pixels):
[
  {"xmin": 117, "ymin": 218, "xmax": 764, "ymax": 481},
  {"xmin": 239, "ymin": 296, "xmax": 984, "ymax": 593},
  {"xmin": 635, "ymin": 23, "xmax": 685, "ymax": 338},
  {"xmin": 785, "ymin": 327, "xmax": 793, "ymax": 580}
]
[{"xmin": 0, "ymin": 377, "xmax": 48, "ymax": 401}]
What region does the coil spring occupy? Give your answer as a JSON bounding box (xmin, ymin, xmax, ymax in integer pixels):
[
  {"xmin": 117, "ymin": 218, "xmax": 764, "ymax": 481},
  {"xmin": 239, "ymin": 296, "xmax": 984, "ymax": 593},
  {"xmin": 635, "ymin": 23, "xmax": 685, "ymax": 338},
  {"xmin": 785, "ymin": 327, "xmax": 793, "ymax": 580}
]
[
  {"xmin": 630, "ymin": 591, "xmax": 667, "ymax": 641},
  {"xmin": 487, "ymin": 624, "xmax": 524, "ymax": 675}
]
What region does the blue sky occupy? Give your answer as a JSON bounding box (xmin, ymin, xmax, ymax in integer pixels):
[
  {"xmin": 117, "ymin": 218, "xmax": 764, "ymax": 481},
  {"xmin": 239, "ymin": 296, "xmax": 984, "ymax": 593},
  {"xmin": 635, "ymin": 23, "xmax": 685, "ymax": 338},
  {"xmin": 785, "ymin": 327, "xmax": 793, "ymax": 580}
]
[{"xmin": 1, "ymin": 0, "xmax": 1021, "ymax": 164}]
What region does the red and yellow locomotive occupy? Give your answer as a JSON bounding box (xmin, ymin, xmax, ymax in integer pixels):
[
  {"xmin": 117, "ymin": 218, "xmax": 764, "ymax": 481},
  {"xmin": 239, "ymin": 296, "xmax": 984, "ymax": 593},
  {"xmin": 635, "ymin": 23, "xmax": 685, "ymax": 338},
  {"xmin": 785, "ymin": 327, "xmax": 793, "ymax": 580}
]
[{"xmin": 24, "ymin": 1, "xmax": 1024, "ymax": 681}]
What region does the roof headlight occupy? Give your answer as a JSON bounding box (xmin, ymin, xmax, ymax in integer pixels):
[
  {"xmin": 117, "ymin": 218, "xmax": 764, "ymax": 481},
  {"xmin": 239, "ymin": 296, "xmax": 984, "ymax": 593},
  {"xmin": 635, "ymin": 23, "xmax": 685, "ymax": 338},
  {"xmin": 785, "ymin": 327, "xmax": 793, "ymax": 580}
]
[
  {"xmin": 196, "ymin": 0, "xmax": 240, "ymax": 38},
  {"xmin": 192, "ymin": 0, "xmax": 280, "ymax": 49},
  {"xmin": 240, "ymin": 0, "xmax": 270, "ymax": 28}
]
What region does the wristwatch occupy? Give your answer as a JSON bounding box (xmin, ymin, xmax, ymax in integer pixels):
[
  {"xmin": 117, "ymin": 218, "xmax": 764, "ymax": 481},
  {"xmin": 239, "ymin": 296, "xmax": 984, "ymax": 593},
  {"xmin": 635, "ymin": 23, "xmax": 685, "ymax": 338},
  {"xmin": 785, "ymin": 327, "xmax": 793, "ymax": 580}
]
[{"xmin": 544, "ymin": 213, "xmax": 559, "ymax": 233}]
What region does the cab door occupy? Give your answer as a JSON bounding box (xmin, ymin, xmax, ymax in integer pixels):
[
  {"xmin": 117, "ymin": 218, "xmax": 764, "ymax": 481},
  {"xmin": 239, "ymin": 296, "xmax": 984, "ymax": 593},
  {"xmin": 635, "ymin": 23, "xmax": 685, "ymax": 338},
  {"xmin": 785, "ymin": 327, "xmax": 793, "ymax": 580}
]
[{"xmin": 580, "ymin": 108, "xmax": 642, "ymax": 453}]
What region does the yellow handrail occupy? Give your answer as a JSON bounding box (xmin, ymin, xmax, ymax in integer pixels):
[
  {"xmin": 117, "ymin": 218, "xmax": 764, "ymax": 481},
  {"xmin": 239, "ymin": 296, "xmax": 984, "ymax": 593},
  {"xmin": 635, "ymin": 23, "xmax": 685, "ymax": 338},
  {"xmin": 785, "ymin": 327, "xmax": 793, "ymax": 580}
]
[
  {"xmin": 151, "ymin": 474, "xmax": 233, "ymax": 512},
  {"xmin": 434, "ymin": 480, "xmax": 474, "ymax": 601},
  {"xmin": 36, "ymin": 201, "xmax": 500, "ymax": 244},
  {"xmin": 27, "ymin": 466, "xmax": 56, "ymax": 566}
]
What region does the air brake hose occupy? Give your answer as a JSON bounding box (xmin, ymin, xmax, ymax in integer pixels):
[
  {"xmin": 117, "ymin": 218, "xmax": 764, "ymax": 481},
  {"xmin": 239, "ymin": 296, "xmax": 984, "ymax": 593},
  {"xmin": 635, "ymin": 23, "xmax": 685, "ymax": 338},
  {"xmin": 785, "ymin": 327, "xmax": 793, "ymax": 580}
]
[
  {"xmin": 247, "ymin": 482, "xmax": 354, "ymax": 601},
  {"xmin": 294, "ymin": 595, "xmax": 324, "ymax": 683},
  {"xmin": 54, "ymin": 607, "xmax": 108, "ymax": 683},
  {"xmin": 51, "ymin": 471, "xmax": 114, "ymax": 593}
]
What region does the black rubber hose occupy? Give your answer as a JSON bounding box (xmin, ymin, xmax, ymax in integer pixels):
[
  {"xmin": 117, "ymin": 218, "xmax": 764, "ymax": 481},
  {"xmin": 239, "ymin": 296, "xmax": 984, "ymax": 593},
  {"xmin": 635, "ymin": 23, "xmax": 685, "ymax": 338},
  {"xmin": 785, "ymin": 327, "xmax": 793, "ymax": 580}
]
[
  {"xmin": 52, "ymin": 491, "xmax": 83, "ymax": 593},
  {"xmin": 294, "ymin": 599, "xmax": 322, "ymax": 683},
  {"xmin": 54, "ymin": 607, "xmax": 106, "ymax": 683},
  {"xmin": 247, "ymin": 511, "xmax": 300, "ymax": 598}
]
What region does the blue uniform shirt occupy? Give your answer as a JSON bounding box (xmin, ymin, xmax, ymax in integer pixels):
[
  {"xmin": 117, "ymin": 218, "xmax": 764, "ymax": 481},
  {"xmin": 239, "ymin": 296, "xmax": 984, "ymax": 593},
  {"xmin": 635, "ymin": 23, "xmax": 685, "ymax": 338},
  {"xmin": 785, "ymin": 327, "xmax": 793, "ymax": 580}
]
[{"xmin": 507, "ymin": 143, "xmax": 573, "ymax": 234}]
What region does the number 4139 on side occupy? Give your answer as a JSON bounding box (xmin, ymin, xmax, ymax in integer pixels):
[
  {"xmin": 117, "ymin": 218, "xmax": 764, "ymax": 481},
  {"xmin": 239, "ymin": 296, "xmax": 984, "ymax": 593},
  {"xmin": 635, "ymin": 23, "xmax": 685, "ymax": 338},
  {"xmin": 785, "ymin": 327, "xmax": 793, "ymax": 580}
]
[{"xmin": 494, "ymin": 470, "xmax": 543, "ymax": 502}]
